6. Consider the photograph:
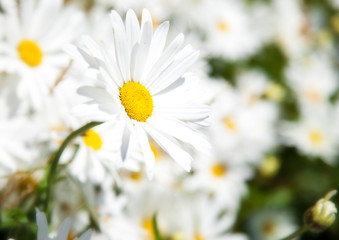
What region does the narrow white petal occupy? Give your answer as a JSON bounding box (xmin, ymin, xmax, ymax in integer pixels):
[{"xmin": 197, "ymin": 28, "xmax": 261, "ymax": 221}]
[
  {"xmin": 110, "ymin": 10, "xmax": 130, "ymax": 82},
  {"xmin": 56, "ymin": 218, "xmax": 71, "ymax": 240},
  {"xmin": 141, "ymin": 9, "xmax": 153, "ymax": 31},
  {"xmin": 99, "ymin": 42, "xmax": 123, "ymax": 87},
  {"xmin": 143, "ymin": 123, "xmax": 192, "ymax": 171},
  {"xmin": 36, "ymin": 209, "xmax": 49, "ymax": 240},
  {"xmin": 78, "ymin": 230, "xmax": 92, "ymax": 240},
  {"xmin": 154, "ymin": 104, "xmax": 211, "ymax": 122},
  {"xmin": 135, "ymin": 124, "xmax": 155, "ymax": 179},
  {"xmin": 125, "ymin": 9, "xmax": 141, "ymax": 48},
  {"xmin": 77, "ymin": 86, "xmax": 113, "ymax": 103},
  {"xmin": 133, "ymin": 20, "xmax": 153, "ymax": 83},
  {"xmin": 150, "ymin": 47, "xmax": 199, "ymax": 95},
  {"xmin": 121, "ymin": 122, "xmax": 131, "ymax": 161},
  {"xmin": 144, "ymin": 33, "xmax": 184, "ymax": 89},
  {"xmin": 143, "ymin": 21, "xmax": 169, "ymax": 78},
  {"xmin": 148, "ymin": 117, "xmax": 211, "ymax": 154}
]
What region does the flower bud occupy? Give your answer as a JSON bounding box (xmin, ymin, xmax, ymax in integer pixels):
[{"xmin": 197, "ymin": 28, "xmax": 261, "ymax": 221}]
[{"xmin": 304, "ymin": 190, "xmax": 337, "ymax": 233}]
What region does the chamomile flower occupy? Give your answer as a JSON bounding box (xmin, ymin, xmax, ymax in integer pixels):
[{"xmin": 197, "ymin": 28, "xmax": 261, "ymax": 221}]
[
  {"xmin": 247, "ymin": 208, "xmax": 297, "ymax": 240},
  {"xmin": 280, "ymin": 108, "xmax": 338, "ymax": 164},
  {"xmin": 0, "ymin": 0, "xmax": 83, "ymax": 111},
  {"xmin": 67, "ymin": 9, "xmax": 210, "ymax": 178},
  {"xmin": 183, "ymin": 151, "xmax": 253, "ymax": 209}
]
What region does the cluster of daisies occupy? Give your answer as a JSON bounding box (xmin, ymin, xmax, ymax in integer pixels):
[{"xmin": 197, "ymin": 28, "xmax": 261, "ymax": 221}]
[{"xmin": 0, "ymin": 0, "xmax": 338, "ymax": 239}]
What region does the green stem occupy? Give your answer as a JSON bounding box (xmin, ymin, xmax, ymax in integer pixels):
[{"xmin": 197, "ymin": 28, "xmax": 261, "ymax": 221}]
[
  {"xmin": 279, "ymin": 224, "xmax": 308, "ymax": 240},
  {"xmin": 43, "ymin": 121, "xmax": 102, "ymax": 213}
]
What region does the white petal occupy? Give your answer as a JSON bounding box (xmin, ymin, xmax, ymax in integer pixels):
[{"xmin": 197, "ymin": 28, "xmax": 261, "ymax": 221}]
[
  {"xmin": 99, "ymin": 42, "xmax": 123, "ymax": 87},
  {"xmin": 78, "ymin": 230, "xmax": 92, "ymax": 240},
  {"xmin": 143, "ymin": 21, "xmax": 169, "ymax": 78},
  {"xmin": 125, "ymin": 9, "xmax": 141, "ymax": 48},
  {"xmin": 36, "ymin": 209, "xmax": 49, "ymax": 240},
  {"xmin": 77, "ymin": 86, "xmax": 114, "ymax": 103},
  {"xmin": 154, "ymin": 104, "xmax": 210, "ymax": 122},
  {"xmin": 148, "ymin": 117, "xmax": 211, "ymax": 154},
  {"xmin": 150, "ymin": 46, "xmax": 199, "ymax": 95},
  {"xmin": 120, "ymin": 121, "xmax": 131, "ymax": 161},
  {"xmin": 141, "ymin": 9, "xmax": 153, "ymax": 30},
  {"xmin": 110, "ymin": 10, "xmax": 130, "ymax": 82},
  {"xmin": 144, "ymin": 33, "xmax": 184, "ymax": 89},
  {"xmin": 143, "ymin": 123, "xmax": 191, "ymax": 171},
  {"xmin": 56, "ymin": 218, "xmax": 71, "ymax": 240},
  {"xmin": 133, "ymin": 20, "xmax": 153, "ymax": 83},
  {"xmin": 135, "ymin": 124, "xmax": 155, "ymax": 179}
]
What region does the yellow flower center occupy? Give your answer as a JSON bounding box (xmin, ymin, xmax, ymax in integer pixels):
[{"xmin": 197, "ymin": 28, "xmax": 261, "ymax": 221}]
[
  {"xmin": 262, "ymin": 221, "xmax": 276, "ymax": 236},
  {"xmin": 17, "ymin": 39, "xmax": 43, "ymax": 67},
  {"xmin": 222, "ymin": 117, "xmax": 236, "ymax": 131},
  {"xmin": 119, "ymin": 82, "xmax": 153, "ymax": 122},
  {"xmin": 211, "ymin": 163, "xmax": 227, "ymax": 178},
  {"xmin": 309, "ymin": 130, "xmax": 324, "ymax": 147},
  {"xmin": 142, "ymin": 218, "xmax": 155, "ymax": 240},
  {"xmin": 129, "ymin": 171, "xmax": 143, "ymax": 181},
  {"xmin": 83, "ymin": 130, "xmax": 102, "ymax": 151},
  {"xmin": 194, "ymin": 233, "xmax": 205, "ymax": 240},
  {"xmin": 217, "ymin": 21, "xmax": 229, "ymax": 32}
]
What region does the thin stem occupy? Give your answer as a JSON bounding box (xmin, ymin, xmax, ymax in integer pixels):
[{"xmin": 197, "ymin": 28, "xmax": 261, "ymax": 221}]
[
  {"xmin": 43, "ymin": 121, "xmax": 102, "ymax": 212},
  {"xmin": 280, "ymin": 224, "xmax": 308, "ymax": 240}
]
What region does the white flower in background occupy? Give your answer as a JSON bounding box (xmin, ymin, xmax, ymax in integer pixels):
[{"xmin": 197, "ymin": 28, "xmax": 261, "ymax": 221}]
[
  {"xmin": 179, "ymin": 196, "xmax": 248, "ymax": 240},
  {"xmin": 272, "ymin": 0, "xmax": 310, "ymax": 59},
  {"xmin": 36, "ymin": 209, "xmax": 92, "ymax": 240},
  {"xmin": 209, "ymin": 79, "xmax": 278, "ymax": 166},
  {"xmin": 286, "ymin": 53, "xmax": 338, "ymax": 109},
  {"xmin": 280, "ymin": 108, "xmax": 338, "ymax": 165},
  {"xmin": 66, "ymin": 122, "xmax": 123, "ymax": 183},
  {"xmin": 183, "ymin": 151, "xmax": 253, "ymax": 209},
  {"xmin": 67, "ymin": 9, "xmax": 210, "ymax": 178},
  {"xmin": 247, "ymin": 208, "xmax": 298, "ymax": 240},
  {"xmin": 0, "ymin": 0, "xmax": 83, "ymax": 111},
  {"xmin": 195, "ymin": 0, "xmax": 261, "ymax": 60}
]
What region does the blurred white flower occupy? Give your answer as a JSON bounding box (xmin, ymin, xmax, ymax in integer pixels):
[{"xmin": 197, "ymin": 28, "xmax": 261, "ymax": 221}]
[
  {"xmin": 0, "ymin": 0, "xmax": 83, "ymax": 111},
  {"xmin": 248, "ymin": 208, "xmax": 298, "ymax": 240},
  {"xmin": 280, "ymin": 108, "xmax": 338, "ymax": 165}
]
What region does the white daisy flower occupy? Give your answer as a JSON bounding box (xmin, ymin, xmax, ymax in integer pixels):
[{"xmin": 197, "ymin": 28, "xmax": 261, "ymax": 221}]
[
  {"xmin": 285, "ymin": 53, "xmax": 338, "ymax": 109},
  {"xmin": 66, "ymin": 122, "xmax": 123, "ymax": 183},
  {"xmin": 67, "ymin": 9, "xmax": 211, "ymax": 178},
  {"xmin": 183, "ymin": 151, "xmax": 253, "ymax": 210},
  {"xmin": 247, "ymin": 208, "xmax": 298, "ymax": 240},
  {"xmin": 180, "ymin": 195, "xmax": 248, "ymax": 240},
  {"xmin": 0, "ymin": 0, "xmax": 83, "ymax": 111},
  {"xmin": 280, "ymin": 107, "xmax": 338, "ymax": 165}
]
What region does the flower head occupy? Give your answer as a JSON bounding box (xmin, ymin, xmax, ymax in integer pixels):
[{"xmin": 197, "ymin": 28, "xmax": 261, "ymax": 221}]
[{"xmin": 67, "ymin": 8, "xmax": 210, "ymax": 178}]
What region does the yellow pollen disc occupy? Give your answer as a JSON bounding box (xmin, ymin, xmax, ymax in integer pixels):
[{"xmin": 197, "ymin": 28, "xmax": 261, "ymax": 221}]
[
  {"xmin": 194, "ymin": 233, "xmax": 205, "ymax": 240},
  {"xmin": 217, "ymin": 21, "xmax": 229, "ymax": 32},
  {"xmin": 142, "ymin": 218, "xmax": 155, "ymax": 239},
  {"xmin": 309, "ymin": 130, "xmax": 324, "ymax": 147},
  {"xmin": 17, "ymin": 39, "xmax": 43, "ymax": 67},
  {"xmin": 129, "ymin": 171, "xmax": 143, "ymax": 181},
  {"xmin": 222, "ymin": 117, "xmax": 236, "ymax": 131},
  {"xmin": 211, "ymin": 163, "xmax": 227, "ymax": 178},
  {"xmin": 304, "ymin": 89, "xmax": 321, "ymax": 103},
  {"xmin": 83, "ymin": 130, "xmax": 102, "ymax": 151},
  {"xmin": 262, "ymin": 221, "xmax": 276, "ymax": 236},
  {"xmin": 119, "ymin": 81, "xmax": 153, "ymax": 122}
]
